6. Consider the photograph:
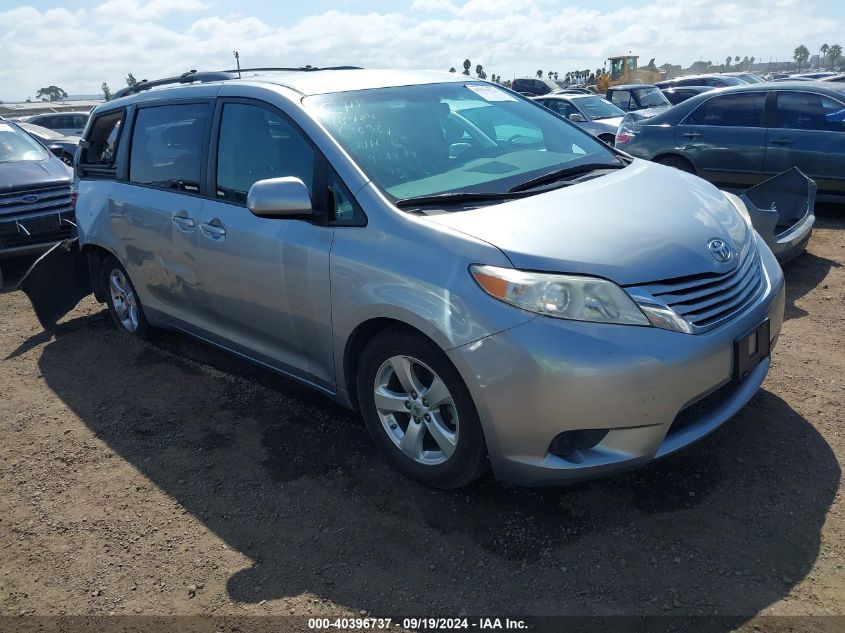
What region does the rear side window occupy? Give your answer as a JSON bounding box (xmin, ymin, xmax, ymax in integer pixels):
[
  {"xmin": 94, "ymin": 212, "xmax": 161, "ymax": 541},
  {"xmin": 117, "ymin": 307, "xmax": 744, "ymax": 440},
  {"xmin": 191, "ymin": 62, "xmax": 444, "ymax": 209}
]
[
  {"xmin": 80, "ymin": 109, "xmax": 124, "ymax": 168},
  {"xmin": 685, "ymin": 92, "xmax": 766, "ymax": 127},
  {"xmin": 215, "ymin": 103, "xmax": 315, "ymax": 204},
  {"xmin": 130, "ymin": 104, "xmax": 209, "ymax": 193},
  {"xmin": 609, "ymin": 90, "xmax": 631, "ymax": 109},
  {"xmin": 775, "ymin": 92, "xmax": 845, "ymax": 132}
]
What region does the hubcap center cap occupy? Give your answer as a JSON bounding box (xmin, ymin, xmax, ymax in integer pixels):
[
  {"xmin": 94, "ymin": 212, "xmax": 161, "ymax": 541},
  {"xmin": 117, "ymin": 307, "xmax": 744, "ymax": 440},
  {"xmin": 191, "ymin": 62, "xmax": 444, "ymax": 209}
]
[{"xmin": 411, "ymin": 402, "xmax": 424, "ymax": 418}]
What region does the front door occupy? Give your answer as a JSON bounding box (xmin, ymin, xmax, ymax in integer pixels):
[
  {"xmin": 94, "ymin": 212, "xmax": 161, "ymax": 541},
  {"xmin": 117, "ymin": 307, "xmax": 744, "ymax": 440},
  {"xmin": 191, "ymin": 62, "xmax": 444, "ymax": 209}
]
[
  {"xmin": 764, "ymin": 90, "xmax": 845, "ymax": 196},
  {"xmin": 195, "ymin": 100, "xmax": 335, "ymax": 389},
  {"xmin": 674, "ymin": 91, "xmax": 769, "ymax": 188}
]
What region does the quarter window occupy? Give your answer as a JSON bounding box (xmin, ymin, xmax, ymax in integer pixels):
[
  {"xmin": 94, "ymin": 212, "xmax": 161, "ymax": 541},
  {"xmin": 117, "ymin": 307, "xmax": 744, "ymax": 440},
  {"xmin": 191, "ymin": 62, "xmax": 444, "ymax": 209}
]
[
  {"xmin": 130, "ymin": 104, "xmax": 208, "ymax": 193},
  {"xmin": 80, "ymin": 109, "xmax": 124, "ymax": 168},
  {"xmin": 685, "ymin": 92, "xmax": 766, "ymax": 127},
  {"xmin": 775, "ymin": 92, "xmax": 845, "ymax": 132},
  {"xmin": 610, "ymin": 90, "xmax": 631, "ymax": 110},
  {"xmin": 216, "ymin": 103, "xmax": 315, "ymax": 204}
]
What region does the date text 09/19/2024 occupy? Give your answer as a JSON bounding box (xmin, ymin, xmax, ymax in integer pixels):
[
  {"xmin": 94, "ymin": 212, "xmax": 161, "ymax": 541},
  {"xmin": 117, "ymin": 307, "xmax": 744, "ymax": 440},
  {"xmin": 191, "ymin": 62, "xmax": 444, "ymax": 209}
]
[{"xmin": 307, "ymin": 618, "xmax": 528, "ymax": 630}]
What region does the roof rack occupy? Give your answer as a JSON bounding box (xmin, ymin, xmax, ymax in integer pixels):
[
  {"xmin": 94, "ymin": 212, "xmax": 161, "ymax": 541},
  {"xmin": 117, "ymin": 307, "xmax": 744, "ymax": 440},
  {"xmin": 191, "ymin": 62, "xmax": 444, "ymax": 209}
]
[{"xmin": 111, "ymin": 66, "xmax": 363, "ymax": 100}]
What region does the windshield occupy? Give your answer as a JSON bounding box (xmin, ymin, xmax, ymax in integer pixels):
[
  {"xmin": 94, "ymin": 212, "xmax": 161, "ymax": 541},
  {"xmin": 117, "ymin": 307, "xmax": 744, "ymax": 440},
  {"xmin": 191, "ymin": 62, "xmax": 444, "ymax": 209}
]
[
  {"xmin": 634, "ymin": 87, "xmax": 670, "ymax": 108},
  {"xmin": 738, "ymin": 74, "xmax": 764, "ymax": 84},
  {"xmin": 0, "ymin": 122, "xmax": 49, "ymax": 163},
  {"xmin": 575, "ymin": 96, "xmax": 625, "ymax": 120},
  {"xmin": 20, "ymin": 122, "xmax": 62, "ymax": 140},
  {"xmin": 306, "ymin": 82, "xmax": 616, "ymax": 201}
]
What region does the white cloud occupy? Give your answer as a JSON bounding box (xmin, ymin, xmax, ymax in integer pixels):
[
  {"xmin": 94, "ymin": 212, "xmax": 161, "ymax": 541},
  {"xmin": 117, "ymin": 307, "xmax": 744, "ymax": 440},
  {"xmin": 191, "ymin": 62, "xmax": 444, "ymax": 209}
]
[{"xmin": 0, "ymin": 0, "xmax": 841, "ymax": 101}]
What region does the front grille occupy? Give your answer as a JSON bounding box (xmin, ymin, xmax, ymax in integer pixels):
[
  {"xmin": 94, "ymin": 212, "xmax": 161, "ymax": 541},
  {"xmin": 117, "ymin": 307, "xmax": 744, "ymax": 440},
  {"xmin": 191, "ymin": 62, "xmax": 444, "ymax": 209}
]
[
  {"xmin": 632, "ymin": 248, "xmax": 764, "ymax": 332},
  {"xmin": 667, "ymin": 380, "xmax": 739, "ymax": 436},
  {"xmin": 0, "ymin": 185, "xmax": 75, "ymax": 251},
  {"xmin": 0, "ymin": 185, "xmax": 74, "ymax": 219}
]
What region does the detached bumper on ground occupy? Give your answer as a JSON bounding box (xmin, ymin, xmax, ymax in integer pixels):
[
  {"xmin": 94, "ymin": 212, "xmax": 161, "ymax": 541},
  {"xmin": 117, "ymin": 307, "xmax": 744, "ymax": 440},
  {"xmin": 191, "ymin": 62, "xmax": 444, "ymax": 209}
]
[{"xmin": 449, "ymin": 241, "xmax": 786, "ymax": 486}]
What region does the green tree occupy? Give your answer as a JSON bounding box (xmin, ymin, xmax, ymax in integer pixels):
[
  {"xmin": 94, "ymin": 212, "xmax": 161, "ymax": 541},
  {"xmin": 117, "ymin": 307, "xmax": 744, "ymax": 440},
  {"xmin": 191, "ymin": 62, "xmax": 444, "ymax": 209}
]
[
  {"xmin": 725, "ymin": 56, "xmax": 732, "ymax": 68},
  {"xmin": 35, "ymin": 85, "xmax": 67, "ymax": 102},
  {"xmin": 830, "ymin": 44, "xmax": 842, "ymax": 68},
  {"xmin": 742, "ymin": 56, "xmax": 749, "ymax": 69},
  {"xmin": 101, "ymin": 82, "xmax": 113, "ymax": 101},
  {"xmin": 536, "ymin": 69, "xmax": 543, "ymax": 78},
  {"xmin": 462, "ymin": 59, "xmax": 471, "ymax": 76},
  {"xmin": 475, "ymin": 64, "xmax": 486, "ymax": 79},
  {"xmin": 449, "ymin": 67, "xmax": 456, "ymax": 73},
  {"xmin": 793, "ymin": 44, "xmax": 810, "ymax": 70},
  {"xmin": 734, "ymin": 55, "xmax": 740, "ymax": 63},
  {"xmin": 821, "ymin": 43, "xmax": 829, "ymax": 65},
  {"xmin": 749, "ymin": 56, "xmax": 756, "ymax": 68},
  {"xmin": 126, "ymin": 73, "xmax": 138, "ymax": 87}
]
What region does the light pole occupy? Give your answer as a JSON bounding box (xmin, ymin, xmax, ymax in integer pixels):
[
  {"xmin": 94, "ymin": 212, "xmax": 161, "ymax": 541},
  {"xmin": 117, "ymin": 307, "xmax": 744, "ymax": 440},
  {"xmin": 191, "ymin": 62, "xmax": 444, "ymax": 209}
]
[{"xmin": 233, "ymin": 50, "xmax": 241, "ymax": 77}]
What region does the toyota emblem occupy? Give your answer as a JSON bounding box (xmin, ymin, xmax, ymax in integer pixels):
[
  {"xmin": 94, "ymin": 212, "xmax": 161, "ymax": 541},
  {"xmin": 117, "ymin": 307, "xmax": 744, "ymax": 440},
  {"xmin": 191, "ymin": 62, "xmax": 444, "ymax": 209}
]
[{"xmin": 708, "ymin": 239, "xmax": 732, "ymax": 263}]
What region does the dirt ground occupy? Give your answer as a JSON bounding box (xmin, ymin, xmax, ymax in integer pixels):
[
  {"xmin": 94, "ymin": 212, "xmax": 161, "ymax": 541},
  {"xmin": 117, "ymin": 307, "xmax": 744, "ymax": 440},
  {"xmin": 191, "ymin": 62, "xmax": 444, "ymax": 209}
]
[{"xmin": 1, "ymin": 213, "xmax": 844, "ymax": 632}]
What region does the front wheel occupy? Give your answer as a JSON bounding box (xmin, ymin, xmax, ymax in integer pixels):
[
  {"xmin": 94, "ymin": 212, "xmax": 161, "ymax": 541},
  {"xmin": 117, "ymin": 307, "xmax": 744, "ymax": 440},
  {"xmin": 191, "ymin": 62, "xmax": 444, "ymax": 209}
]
[
  {"xmin": 357, "ymin": 328, "xmax": 488, "ymax": 488},
  {"xmin": 102, "ymin": 257, "xmax": 149, "ymax": 337}
]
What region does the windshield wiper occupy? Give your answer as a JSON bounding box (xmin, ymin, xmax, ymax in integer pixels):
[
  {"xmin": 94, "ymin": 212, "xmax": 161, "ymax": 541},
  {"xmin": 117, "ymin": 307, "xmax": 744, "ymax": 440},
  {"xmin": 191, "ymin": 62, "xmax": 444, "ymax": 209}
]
[
  {"xmin": 508, "ymin": 160, "xmax": 625, "ymax": 193},
  {"xmin": 394, "ymin": 191, "xmax": 528, "ymax": 209}
]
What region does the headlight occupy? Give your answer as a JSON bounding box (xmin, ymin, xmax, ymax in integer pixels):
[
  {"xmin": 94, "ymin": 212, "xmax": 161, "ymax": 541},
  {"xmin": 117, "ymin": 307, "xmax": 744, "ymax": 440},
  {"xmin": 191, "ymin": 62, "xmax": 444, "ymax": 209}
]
[
  {"xmin": 470, "ymin": 265, "xmax": 650, "ymax": 326},
  {"xmin": 723, "ymin": 191, "xmax": 753, "ymax": 228}
]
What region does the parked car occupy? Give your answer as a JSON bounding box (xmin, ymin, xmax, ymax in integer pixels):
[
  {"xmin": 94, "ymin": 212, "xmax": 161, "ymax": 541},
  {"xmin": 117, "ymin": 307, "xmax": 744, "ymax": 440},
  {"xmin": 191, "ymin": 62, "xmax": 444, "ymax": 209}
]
[
  {"xmin": 656, "ymin": 75, "xmax": 746, "ymax": 89},
  {"xmin": 820, "ymin": 74, "xmax": 845, "ymax": 83},
  {"xmin": 511, "ymin": 77, "xmax": 560, "ymax": 96},
  {"xmin": 721, "ymin": 72, "xmax": 766, "ymax": 84},
  {"xmin": 793, "ymin": 72, "xmax": 837, "ymax": 80},
  {"xmin": 21, "ymin": 111, "xmax": 89, "ymax": 136},
  {"xmin": 605, "ymin": 84, "xmax": 671, "ymax": 111},
  {"xmin": 0, "ymin": 118, "xmax": 76, "ymax": 270},
  {"xmin": 661, "ymin": 85, "xmax": 713, "ymax": 105},
  {"xmin": 532, "ymin": 93, "xmax": 624, "ymax": 143},
  {"xmin": 18, "ymin": 122, "xmax": 79, "ymax": 166},
  {"xmin": 553, "ymin": 87, "xmax": 593, "ymax": 95},
  {"xmin": 615, "ymin": 82, "xmax": 845, "ymax": 257},
  {"xmin": 23, "ymin": 68, "xmax": 786, "ymax": 489}
]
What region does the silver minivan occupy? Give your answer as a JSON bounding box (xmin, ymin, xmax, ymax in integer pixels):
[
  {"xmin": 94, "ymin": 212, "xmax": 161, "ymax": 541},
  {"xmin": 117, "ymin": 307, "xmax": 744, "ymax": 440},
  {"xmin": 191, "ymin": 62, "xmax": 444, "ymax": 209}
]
[{"xmin": 40, "ymin": 68, "xmax": 785, "ymax": 488}]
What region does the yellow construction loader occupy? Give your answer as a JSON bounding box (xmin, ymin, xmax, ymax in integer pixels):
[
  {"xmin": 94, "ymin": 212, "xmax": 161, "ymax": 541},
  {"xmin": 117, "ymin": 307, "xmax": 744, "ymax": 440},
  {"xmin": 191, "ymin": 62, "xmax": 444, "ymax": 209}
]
[{"xmin": 597, "ymin": 55, "xmax": 661, "ymax": 92}]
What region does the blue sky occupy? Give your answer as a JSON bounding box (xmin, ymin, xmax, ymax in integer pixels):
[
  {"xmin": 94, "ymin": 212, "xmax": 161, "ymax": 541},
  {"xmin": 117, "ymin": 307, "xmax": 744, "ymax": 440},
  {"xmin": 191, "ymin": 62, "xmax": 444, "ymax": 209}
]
[{"xmin": 1, "ymin": 0, "xmax": 843, "ymax": 101}]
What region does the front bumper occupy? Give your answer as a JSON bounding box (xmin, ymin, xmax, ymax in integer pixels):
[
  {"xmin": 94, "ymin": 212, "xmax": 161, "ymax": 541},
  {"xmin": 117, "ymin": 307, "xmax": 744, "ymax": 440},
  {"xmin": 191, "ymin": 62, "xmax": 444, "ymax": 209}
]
[{"xmin": 448, "ymin": 242, "xmax": 785, "ymax": 486}]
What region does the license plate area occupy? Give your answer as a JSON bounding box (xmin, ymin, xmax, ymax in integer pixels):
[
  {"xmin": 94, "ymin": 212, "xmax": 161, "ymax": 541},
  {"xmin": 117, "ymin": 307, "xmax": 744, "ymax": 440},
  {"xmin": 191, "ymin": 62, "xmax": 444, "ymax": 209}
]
[{"xmin": 734, "ymin": 319, "xmax": 771, "ymax": 381}]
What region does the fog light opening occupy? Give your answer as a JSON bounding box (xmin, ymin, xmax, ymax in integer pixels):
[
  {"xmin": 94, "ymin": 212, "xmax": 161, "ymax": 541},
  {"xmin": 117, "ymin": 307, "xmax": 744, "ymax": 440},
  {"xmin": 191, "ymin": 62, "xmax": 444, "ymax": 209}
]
[{"xmin": 549, "ymin": 429, "xmax": 610, "ymax": 459}]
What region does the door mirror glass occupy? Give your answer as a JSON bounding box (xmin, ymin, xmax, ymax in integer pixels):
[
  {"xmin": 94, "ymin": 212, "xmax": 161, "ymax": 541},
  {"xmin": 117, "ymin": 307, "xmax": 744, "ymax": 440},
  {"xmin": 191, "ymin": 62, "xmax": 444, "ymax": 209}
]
[
  {"xmin": 247, "ymin": 177, "xmax": 313, "ymax": 218},
  {"xmin": 569, "ymin": 113, "xmax": 587, "ymax": 123}
]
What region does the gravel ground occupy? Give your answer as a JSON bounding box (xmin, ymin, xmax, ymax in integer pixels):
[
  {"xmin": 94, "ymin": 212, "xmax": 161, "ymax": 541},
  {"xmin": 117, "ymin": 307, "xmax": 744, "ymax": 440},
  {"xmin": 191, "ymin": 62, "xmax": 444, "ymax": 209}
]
[{"xmin": 1, "ymin": 214, "xmax": 843, "ymax": 632}]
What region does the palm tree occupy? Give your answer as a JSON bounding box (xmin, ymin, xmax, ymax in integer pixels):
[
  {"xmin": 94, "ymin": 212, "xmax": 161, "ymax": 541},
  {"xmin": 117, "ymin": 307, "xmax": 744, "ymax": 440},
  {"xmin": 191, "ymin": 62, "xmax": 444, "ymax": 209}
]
[
  {"xmin": 536, "ymin": 69, "xmax": 543, "ymax": 78},
  {"xmin": 735, "ymin": 56, "xmax": 740, "ymax": 64},
  {"xmin": 821, "ymin": 44, "xmax": 829, "ymax": 66},
  {"xmin": 462, "ymin": 59, "xmax": 471, "ymax": 76},
  {"xmin": 553, "ymin": 72, "xmax": 558, "ymax": 80},
  {"xmin": 793, "ymin": 44, "xmax": 810, "ymax": 71},
  {"xmin": 749, "ymin": 56, "xmax": 756, "ymax": 68},
  {"xmin": 725, "ymin": 56, "xmax": 732, "ymax": 68},
  {"xmin": 830, "ymin": 44, "xmax": 842, "ymax": 68}
]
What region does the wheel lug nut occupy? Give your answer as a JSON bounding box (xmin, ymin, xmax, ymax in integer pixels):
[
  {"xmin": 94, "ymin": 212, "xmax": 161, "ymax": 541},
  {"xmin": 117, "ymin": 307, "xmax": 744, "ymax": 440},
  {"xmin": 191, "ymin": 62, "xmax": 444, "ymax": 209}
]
[
  {"xmin": 424, "ymin": 414, "xmax": 431, "ymax": 422},
  {"xmin": 390, "ymin": 422, "xmax": 397, "ymax": 430},
  {"xmin": 422, "ymin": 400, "xmax": 429, "ymax": 407},
  {"xmin": 414, "ymin": 416, "xmax": 420, "ymax": 423},
  {"xmin": 411, "ymin": 391, "xmax": 417, "ymax": 400},
  {"xmin": 404, "ymin": 401, "xmax": 411, "ymax": 409}
]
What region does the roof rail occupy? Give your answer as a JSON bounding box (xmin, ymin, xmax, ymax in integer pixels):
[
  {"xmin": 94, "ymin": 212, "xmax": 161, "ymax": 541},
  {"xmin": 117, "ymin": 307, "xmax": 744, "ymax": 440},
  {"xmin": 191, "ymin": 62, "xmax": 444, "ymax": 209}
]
[
  {"xmin": 110, "ymin": 66, "xmax": 363, "ymax": 100},
  {"xmin": 111, "ymin": 70, "xmax": 236, "ymax": 100}
]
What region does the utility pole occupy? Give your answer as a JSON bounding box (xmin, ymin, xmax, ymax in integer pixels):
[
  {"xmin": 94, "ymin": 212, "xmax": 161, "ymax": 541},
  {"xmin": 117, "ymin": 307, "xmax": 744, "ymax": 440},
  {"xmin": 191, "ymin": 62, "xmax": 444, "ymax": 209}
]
[{"xmin": 233, "ymin": 50, "xmax": 241, "ymax": 77}]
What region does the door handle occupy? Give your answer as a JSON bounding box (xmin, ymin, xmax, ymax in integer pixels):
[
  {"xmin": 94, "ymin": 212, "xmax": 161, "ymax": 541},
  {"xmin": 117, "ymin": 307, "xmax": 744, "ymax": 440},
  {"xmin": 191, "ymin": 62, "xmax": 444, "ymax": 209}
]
[
  {"xmin": 171, "ymin": 215, "xmax": 195, "ymax": 230},
  {"xmin": 200, "ymin": 219, "xmax": 226, "ymax": 239},
  {"xmin": 682, "ymin": 131, "xmax": 701, "ymax": 140},
  {"xmin": 770, "ymin": 137, "xmax": 794, "ymax": 145}
]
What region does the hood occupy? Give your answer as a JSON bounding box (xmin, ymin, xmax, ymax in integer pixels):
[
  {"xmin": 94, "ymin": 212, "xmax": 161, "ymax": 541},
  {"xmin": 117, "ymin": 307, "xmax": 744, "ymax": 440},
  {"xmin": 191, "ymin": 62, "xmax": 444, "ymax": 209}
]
[
  {"xmin": 0, "ymin": 157, "xmax": 71, "ymax": 194},
  {"xmin": 424, "ymin": 159, "xmax": 751, "ymax": 286}
]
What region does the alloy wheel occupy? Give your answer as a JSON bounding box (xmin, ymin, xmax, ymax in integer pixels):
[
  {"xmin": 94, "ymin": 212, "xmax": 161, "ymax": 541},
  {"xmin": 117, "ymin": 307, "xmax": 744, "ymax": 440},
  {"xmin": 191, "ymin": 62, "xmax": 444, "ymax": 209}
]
[{"xmin": 108, "ymin": 268, "xmax": 140, "ymax": 332}]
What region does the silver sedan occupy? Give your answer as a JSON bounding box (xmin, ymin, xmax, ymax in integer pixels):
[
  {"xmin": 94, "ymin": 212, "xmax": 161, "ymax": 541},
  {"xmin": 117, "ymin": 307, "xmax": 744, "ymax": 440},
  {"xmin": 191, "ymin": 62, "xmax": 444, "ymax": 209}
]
[{"xmin": 532, "ymin": 93, "xmax": 625, "ymax": 144}]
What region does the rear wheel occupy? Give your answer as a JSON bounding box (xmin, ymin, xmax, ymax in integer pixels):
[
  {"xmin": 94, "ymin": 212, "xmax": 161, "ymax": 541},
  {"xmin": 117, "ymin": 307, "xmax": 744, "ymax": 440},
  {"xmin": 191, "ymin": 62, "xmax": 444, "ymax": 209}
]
[
  {"xmin": 357, "ymin": 328, "xmax": 488, "ymax": 488},
  {"xmin": 102, "ymin": 257, "xmax": 149, "ymax": 337},
  {"xmin": 656, "ymin": 155, "xmax": 696, "ymax": 174}
]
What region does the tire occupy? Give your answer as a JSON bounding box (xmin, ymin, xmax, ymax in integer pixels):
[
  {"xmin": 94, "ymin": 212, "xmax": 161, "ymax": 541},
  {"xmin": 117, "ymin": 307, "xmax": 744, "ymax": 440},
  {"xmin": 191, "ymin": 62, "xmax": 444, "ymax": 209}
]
[
  {"xmin": 356, "ymin": 327, "xmax": 488, "ymax": 489},
  {"xmin": 656, "ymin": 155, "xmax": 696, "ymax": 174},
  {"xmin": 102, "ymin": 257, "xmax": 149, "ymax": 337}
]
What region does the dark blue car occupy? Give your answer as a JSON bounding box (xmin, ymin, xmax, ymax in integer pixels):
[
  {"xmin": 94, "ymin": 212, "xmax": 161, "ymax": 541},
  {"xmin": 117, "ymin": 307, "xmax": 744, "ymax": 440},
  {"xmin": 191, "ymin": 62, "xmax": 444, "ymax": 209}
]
[{"xmin": 616, "ymin": 82, "xmax": 845, "ymax": 202}]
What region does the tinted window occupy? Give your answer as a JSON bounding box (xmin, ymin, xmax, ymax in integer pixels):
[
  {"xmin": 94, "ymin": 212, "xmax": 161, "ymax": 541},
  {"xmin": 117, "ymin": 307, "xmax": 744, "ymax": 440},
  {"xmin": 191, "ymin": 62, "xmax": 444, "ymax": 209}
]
[
  {"xmin": 775, "ymin": 92, "xmax": 845, "ymax": 132},
  {"xmin": 550, "ymin": 100, "xmax": 578, "ymax": 118},
  {"xmin": 610, "ymin": 90, "xmax": 631, "ymax": 109},
  {"xmin": 130, "ymin": 104, "xmax": 208, "ymax": 193},
  {"xmin": 575, "ymin": 96, "xmax": 624, "ymax": 119},
  {"xmin": 72, "ymin": 114, "xmax": 88, "ymax": 128},
  {"xmin": 685, "ymin": 92, "xmax": 766, "ymax": 127},
  {"xmin": 216, "ymin": 103, "xmax": 314, "ymax": 204},
  {"xmin": 81, "ymin": 109, "xmax": 124, "ymax": 167}
]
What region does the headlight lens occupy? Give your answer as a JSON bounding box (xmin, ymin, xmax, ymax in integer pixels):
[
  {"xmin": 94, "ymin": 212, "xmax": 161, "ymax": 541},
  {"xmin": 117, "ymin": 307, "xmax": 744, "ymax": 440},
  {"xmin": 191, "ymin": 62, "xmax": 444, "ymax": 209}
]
[
  {"xmin": 723, "ymin": 191, "xmax": 753, "ymax": 228},
  {"xmin": 470, "ymin": 265, "xmax": 650, "ymax": 326}
]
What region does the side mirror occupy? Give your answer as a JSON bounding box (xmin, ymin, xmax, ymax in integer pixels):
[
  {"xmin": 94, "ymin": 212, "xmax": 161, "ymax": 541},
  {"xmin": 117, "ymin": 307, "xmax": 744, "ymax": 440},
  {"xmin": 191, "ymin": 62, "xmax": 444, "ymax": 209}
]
[
  {"xmin": 48, "ymin": 145, "xmax": 64, "ymax": 158},
  {"xmin": 568, "ymin": 113, "xmax": 588, "ymax": 123},
  {"xmin": 247, "ymin": 177, "xmax": 312, "ymax": 218}
]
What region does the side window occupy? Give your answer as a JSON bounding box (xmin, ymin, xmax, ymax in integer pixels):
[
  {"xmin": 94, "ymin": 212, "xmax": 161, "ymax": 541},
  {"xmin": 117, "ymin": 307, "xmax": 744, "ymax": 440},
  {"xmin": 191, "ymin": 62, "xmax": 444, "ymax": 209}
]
[
  {"xmin": 610, "ymin": 90, "xmax": 631, "ymax": 109},
  {"xmin": 130, "ymin": 103, "xmax": 208, "ymax": 193},
  {"xmin": 216, "ymin": 103, "xmax": 315, "ymax": 204},
  {"xmin": 80, "ymin": 109, "xmax": 124, "ymax": 168},
  {"xmin": 556, "ymin": 101, "xmax": 578, "ymax": 118},
  {"xmin": 72, "ymin": 114, "xmax": 89, "ymax": 128},
  {"xmin": 685, "ymin": 92, "xmax": 766, "ymax": 127},
  {"xmin": 328, "ymin": 173, "xmax": 366, "ymax": 226},
  {"xmin": 775, "ymin": 92, "xmax": 845, "ymax": 132}
]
